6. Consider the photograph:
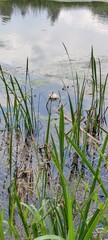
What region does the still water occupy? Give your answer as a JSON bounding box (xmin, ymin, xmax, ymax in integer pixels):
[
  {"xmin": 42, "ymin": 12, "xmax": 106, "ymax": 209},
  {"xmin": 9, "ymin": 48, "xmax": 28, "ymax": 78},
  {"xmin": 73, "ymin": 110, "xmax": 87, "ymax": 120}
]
[
  {"xmin": 0, "ymin": 1, "xmax": 108, "ymax": 90},
  {"xmin": 1, "ymin": 2, "xmax": 108, "ymax": 229}
]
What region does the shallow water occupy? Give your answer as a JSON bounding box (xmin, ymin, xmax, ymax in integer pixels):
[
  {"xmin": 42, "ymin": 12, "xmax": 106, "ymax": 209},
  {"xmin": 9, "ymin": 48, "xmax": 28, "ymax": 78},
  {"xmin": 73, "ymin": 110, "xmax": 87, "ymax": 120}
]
[
  {"xmin": 0, "ymin": 0, "xmax": 108, "ymax": 128},
  {"xmin": 0, "ymin": 2, "xmax": 108, "ymax": 237}
]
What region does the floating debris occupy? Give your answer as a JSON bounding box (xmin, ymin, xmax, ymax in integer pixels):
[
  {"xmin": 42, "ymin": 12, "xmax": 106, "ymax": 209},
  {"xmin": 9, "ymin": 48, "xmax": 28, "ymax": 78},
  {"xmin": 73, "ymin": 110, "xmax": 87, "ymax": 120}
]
[{"xmin": 48, "ymin": 92, "xmax": 59, "ymax": 101}]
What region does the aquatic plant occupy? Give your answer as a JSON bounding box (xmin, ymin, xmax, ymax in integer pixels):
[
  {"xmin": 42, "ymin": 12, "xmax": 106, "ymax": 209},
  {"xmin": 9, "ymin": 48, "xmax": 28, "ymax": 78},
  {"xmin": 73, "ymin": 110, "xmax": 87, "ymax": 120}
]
[
  {"xmin": 0, "ymin": 50, "xmax": 108, "ymax": 239},
  {"xmin": 0, "ymin": 62, "xmax": 36, "ymax": 134}
]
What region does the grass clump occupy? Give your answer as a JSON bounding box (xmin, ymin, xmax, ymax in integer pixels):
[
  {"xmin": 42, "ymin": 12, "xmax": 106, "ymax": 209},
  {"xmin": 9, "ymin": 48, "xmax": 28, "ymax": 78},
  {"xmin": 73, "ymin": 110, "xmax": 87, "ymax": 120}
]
[{"xmin": 0, "ymin": 60, "xmax": 36, "ymax": 133}]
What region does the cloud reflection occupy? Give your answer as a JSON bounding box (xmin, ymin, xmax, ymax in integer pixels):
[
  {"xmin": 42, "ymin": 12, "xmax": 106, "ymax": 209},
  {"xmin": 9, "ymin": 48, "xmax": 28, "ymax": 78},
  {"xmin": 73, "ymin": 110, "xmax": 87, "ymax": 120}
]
[
  {"xmin": 0, "ymin": 2, "xmax": 108, "ymax": 86},
  {"xmin": 59, "ymin": 8, "xmax": 108, "ymax": 33}
]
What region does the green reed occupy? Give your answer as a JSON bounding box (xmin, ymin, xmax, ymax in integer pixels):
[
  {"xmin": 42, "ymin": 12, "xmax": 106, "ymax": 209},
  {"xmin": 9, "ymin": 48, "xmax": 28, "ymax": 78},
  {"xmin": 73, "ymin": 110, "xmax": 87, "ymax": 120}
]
[
  {"xmin": 0, "ymin": 49, "xmax": 108, "ymax": 239},
  {"xmin": 1, "ymin": 131, "xmax": 108, "ymax": 240},
  {"xmin": 0, "ymin": 210, "xmax": 4, "ymax": 240},
  {"xmin": 86, "ymin": 48, "xmax": 108, "ymax": 136},
  {"xmin": 0, "ymin": 63, "xmax": 36, "ymax": 133},
  {"xmin": 50, "ymin": 104, "xmax": 108, "ymax": 239}
]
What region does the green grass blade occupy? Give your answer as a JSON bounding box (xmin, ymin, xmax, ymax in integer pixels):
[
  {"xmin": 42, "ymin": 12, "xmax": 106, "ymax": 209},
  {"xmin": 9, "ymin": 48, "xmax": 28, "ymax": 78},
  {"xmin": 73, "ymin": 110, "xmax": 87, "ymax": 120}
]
[
  {"xmin": 9, "ymin": 130, "xmax": 13, "ymax": 183},
  {"xmin": 0, "ymin": 103, "xmax": 8, "ymax": 126},
  {"xmin": 34, "ymin": 235, "xmax": 65, "ymax": 240},
  {"xmin": 62, "ymin": 42, "xmax": 76, "ymax": 107},
  {"xmin": 0, "ymin": 210, "xmax": 4, "ymax": 240},
  {"xmin": 68, "ymin": 93, "xmax": 75, "ymax": 124},
  {"xmin": 51, "ymin": 137, "xmax": 75, "ymax": 240},
  {"xmin": 66, "ymin": 134, "xmax": 108, "ymax": 197},
  {"xmin": 15, "ymin": 195, "xmax": 30, "ymax": 239},
  {"xmin": 8, "ymin": 222, "xmax": 21, "ymax": 240},
  {"xmin": 45, "ymin": 113, "xmax": 51, "ymax": 157},
  {"xmin": 84, "ymin": 198, "xmax": 108, "ymax": 240},
  {"xmin": 59, "ymin": 105, "xmax": 64, "ymax": 170},
  {"xmin": 14, "ymin": 77, "xmax": 32, "ymax": 131}
]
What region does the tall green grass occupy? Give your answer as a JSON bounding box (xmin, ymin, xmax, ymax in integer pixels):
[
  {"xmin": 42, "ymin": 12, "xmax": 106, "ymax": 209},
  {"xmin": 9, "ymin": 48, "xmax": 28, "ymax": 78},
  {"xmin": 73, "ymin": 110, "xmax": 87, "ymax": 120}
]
[
  {"xmin": 0, "ymin": 50, "xmax": 108, "ymax": 239},
  {"xmin": 0, "ymin": 62, "xmax": 36, "ymax": 133}
]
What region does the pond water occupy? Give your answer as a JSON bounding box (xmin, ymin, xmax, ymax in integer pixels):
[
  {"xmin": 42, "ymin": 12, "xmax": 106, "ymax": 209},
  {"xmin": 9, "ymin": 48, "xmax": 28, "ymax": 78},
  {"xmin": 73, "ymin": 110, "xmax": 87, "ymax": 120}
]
[
  {"xmin": 0, "ymin": 1, "xmax": 108, "ymax": 91},
  {"xmin": 1, "ymin": 3, "xmax": 108, "ymax": 235},
  {"xmin": 0, "ymin": 0, "xmax": 108, "ymax": 127}
]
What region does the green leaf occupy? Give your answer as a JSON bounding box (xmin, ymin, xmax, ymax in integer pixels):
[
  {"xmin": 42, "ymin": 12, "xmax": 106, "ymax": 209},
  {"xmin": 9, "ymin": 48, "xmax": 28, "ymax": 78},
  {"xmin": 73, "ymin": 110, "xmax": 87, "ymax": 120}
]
[
  {"xmin": 32, "ymin": 223, "xmax": 38, "ymax": 238},
  {"xmin": 93, "ymin": 192, "xmax": 98, "ymax": 204},
  {"xmin": 0, "ymin": 210, "xmax": 4, "ymax": 240},
  {"xmin": 15, "ymin": 195, "xmax": 30, "ymax": 239},
  {"xmin": 34, "ymin": 235, "xmax": 65, "ymax": 240},
  {"xmin": 98, "ymin": 202, "xmax": 104, "ymax": 210},
  {"xmin": 84, "ymin": 198, "xmax": 108, "ymax": 240},
  {"xmin": 59, "ymin": 105, "xmax": 64, "ymax": 170}
]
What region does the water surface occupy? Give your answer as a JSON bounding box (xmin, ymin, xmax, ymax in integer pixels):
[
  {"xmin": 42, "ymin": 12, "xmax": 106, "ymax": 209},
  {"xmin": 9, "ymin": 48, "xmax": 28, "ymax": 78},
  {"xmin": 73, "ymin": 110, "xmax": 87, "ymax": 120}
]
[
  {"xmin": 1, "ymin": 3, "xmax": 108, "ymax": 232},
  {"xmin": 0, "ymin": 1, "xmax": 108, "ymax": 89}
]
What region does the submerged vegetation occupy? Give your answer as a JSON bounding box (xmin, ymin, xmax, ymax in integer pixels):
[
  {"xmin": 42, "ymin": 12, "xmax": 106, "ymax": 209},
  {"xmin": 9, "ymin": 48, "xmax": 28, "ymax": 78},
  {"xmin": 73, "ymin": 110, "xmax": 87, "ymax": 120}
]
[{"xmin": 0, "ymin": 49, "xmax": 108, "ymax": 239}]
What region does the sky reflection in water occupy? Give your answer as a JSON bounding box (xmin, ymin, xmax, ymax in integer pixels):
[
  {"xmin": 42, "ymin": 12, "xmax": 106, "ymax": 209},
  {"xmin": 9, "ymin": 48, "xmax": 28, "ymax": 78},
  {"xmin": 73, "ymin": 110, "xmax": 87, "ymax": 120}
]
[{"xmin": 0, "ymin": 2, "xmax": 108, "ymax": 86}]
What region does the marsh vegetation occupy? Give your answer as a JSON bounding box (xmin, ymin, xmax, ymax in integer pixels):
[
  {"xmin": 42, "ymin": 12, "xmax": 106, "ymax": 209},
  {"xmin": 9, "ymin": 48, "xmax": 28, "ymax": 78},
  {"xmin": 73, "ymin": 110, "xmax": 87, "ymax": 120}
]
[
  {"xmin": 0, "ymin": 49, "xmax": 108, "ymax": 239},
  {"xmin": 1, "ymin": 0, "xmax": 108, "ymax": 239}
]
